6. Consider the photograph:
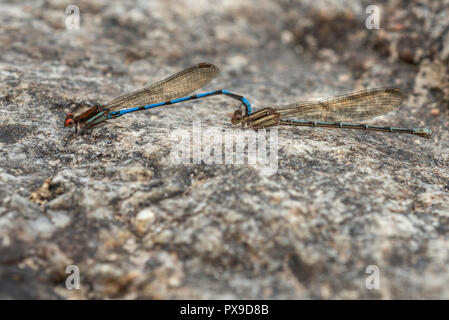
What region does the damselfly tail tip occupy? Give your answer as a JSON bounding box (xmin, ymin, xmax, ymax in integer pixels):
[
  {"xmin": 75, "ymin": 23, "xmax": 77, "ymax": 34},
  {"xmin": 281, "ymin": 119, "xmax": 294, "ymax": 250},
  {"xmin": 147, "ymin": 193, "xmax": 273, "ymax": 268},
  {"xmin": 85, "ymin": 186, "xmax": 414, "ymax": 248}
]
[{"xmin": 413, "ymin": 128, "xmax": 433, "ymax": 139}]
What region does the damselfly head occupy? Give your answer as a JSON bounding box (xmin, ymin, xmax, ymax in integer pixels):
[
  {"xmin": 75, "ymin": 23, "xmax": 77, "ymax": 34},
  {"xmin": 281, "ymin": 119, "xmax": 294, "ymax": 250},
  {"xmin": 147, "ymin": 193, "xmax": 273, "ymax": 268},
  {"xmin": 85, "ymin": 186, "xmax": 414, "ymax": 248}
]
[
  {"xmin": 231, "ymin": 110, "xmax": 243, "ymax": 124},
  {"xmin": 64, "ymin": 113, "xmax": 75, "ymax": 127}
]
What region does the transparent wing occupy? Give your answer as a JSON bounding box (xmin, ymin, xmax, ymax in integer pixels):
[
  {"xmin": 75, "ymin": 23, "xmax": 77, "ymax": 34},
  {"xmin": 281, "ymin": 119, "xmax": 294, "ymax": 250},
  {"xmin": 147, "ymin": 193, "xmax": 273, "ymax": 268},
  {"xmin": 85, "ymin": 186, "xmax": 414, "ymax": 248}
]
[
  {"xmin": 103, "ymin": 62, "xmax": 219, "ymax": 111},
  {"xmin": 276, "ymin": 88, "xmax": 406, "ymax": 121}
]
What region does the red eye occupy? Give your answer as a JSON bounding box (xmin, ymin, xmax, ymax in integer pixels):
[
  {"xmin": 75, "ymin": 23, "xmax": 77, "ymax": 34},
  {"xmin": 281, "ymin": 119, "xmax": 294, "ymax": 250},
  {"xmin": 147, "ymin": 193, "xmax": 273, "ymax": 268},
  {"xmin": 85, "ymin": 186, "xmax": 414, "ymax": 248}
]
[
  {"xmin": 64, "ymin": 113, "xmax": 75, "ymax": 127},
  {"xmin": 65, "ymin": 118, "xmax": 74, "ymax": 127}
]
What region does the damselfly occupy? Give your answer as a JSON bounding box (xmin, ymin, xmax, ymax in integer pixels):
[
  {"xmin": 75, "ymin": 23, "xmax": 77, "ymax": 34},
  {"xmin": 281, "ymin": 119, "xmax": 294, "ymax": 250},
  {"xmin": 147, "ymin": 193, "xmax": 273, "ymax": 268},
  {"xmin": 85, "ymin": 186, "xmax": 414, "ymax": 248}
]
[
  {"xmin": 231, "ymin": 87, "xmax": 432, "ymax": 139},
  {"xmin": 64, "ymin": 62, "xmax": 251, "ymax": 133}
]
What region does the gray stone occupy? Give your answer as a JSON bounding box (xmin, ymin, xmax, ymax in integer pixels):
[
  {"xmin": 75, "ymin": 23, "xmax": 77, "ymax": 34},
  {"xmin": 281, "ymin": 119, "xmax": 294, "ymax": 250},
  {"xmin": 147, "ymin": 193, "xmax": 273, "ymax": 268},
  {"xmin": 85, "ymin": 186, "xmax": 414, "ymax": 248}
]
[{"xmin": 0, "ymin": 0, "xmax": 448, "ymax": 299}]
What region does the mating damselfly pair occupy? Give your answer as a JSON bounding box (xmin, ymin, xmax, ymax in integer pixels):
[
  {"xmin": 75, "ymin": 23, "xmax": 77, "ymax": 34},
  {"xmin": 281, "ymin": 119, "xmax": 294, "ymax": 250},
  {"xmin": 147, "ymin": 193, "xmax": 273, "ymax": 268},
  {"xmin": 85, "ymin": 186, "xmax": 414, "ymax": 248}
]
[{"xmin": 64, "ymin": 62, "xmax": 432, "ymax": 139}]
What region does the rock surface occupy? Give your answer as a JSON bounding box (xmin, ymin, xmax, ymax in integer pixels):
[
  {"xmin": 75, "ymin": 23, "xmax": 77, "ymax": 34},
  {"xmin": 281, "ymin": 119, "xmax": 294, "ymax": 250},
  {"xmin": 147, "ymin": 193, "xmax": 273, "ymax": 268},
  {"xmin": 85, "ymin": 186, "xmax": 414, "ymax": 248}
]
[{"xmin": 0, "ymin": 0, "xmax": 448, "ymax": 299}]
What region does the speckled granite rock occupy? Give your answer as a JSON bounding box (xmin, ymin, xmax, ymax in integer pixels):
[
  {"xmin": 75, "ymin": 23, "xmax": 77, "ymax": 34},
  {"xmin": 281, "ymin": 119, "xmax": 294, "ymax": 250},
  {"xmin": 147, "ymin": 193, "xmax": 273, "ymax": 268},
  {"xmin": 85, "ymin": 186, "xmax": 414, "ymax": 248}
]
[{"xmin": 0, "ymin": 0, "xmax": 448, "ymax": 299}]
